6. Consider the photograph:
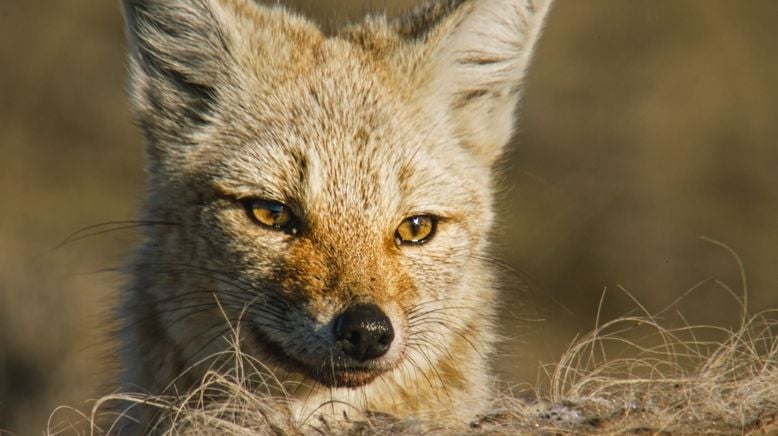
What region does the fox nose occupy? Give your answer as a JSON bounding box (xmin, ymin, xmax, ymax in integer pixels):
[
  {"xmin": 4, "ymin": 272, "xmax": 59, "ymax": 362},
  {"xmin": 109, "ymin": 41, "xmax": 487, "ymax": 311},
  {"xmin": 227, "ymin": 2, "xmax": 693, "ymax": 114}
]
[{"xmin": 333, "ymin": 304, "xmax": 394, "ymax": 362}]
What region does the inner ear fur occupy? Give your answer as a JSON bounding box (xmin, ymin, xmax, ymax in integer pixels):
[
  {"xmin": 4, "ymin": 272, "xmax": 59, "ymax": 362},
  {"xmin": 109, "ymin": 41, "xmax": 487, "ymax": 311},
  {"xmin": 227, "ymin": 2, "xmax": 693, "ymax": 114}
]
[
  {"xmin": 403, "ymin": 0, "xmax": 553, "ymax": 165},
  {"xmin": 122, "ymin": 0, "xmax": 236, "ymax": 139}
]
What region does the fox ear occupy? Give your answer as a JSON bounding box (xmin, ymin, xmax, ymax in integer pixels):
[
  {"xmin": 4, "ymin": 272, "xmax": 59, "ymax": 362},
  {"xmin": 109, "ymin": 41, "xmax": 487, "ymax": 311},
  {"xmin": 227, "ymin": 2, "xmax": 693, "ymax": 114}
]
[
  {"xmin": 122, "ymin": 0, "xmax": 239, "ymax": 144},
  {"xmin": 408, "ymin": 0, "xmax": 553, "ymax": 165}
]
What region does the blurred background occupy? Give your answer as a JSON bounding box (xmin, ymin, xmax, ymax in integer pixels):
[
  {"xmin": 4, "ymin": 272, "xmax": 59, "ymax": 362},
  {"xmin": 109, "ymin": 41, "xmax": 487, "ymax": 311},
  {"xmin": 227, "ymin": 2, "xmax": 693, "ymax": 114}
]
[{"xmin": 1, "ymin": 0, "xmax": 776, "ymax": 433}]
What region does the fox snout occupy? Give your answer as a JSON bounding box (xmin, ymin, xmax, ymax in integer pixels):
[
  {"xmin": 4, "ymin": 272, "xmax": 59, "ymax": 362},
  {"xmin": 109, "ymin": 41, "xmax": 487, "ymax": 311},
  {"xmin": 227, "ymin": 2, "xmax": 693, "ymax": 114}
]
[{"xmin": 250, "ymin": 299, "xmax": 402, "ymax": 389}]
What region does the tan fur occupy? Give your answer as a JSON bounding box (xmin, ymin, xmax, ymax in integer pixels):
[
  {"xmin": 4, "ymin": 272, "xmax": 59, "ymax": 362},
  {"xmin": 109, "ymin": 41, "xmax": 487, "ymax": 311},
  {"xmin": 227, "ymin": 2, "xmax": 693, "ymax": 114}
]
[{"xmin": 119, "ymin": 0, "xmax": 552, "ymax": 430}]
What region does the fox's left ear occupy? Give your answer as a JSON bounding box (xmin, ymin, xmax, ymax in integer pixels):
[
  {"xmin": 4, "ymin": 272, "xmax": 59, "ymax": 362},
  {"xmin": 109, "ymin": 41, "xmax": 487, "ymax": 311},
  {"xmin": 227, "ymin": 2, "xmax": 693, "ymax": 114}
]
[{"xmin": 408, "ymin": 0, "xmax": 553, "ymax": 165}]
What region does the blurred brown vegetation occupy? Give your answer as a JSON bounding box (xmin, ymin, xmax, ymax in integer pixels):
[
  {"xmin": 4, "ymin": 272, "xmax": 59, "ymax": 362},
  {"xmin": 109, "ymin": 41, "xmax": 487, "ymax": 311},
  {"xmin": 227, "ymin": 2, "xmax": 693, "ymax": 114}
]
[{"xmin": 0, "ymin": 0, "xmax": 776, "ymax": 434}]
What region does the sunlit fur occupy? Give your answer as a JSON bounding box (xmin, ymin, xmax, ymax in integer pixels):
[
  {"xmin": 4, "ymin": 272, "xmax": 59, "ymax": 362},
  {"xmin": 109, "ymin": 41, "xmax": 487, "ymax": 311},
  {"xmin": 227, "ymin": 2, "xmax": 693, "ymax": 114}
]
[{"xmin": 118, "ymin": 0, "xmax": 552, "ymax": 429}]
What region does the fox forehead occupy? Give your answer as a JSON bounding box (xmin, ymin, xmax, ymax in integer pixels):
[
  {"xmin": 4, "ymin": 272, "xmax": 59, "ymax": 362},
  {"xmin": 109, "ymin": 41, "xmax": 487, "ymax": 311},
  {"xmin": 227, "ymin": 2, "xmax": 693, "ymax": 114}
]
[{"xmin": 201, "ymin": 46, "xmax": 489, "ymax": 226}]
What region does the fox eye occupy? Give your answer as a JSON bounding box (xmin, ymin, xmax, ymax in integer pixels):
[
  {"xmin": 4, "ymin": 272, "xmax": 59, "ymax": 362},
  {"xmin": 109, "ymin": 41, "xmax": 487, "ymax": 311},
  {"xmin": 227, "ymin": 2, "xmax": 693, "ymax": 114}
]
[
  {"xmin": 396, "ymin": 216, "xmax": 436, "ymax": 245},
  {"xmin": 243, "ymin": 199, "xmax": 297, "ymax": 234}
]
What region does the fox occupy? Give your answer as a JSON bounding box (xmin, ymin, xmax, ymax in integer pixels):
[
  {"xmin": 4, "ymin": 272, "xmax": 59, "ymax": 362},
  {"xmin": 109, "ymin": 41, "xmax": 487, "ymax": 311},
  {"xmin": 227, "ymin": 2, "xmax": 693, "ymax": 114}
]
[{"xmin": 118, "ymin": 0, "xmax": 552, "ymax": 430}]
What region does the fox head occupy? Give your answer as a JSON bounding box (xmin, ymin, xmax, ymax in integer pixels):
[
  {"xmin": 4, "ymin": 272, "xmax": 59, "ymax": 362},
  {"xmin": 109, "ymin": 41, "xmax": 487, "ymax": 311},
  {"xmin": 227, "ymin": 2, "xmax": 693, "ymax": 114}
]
[{"xmin": 121, "ymin": 0, "xmax": 551, "ymax": 421}]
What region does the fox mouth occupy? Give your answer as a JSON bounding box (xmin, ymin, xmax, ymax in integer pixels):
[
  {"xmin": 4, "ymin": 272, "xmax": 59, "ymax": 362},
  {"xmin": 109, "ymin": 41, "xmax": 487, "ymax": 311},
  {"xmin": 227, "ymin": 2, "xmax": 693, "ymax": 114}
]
[{"xmin": 249, "ymin": 325, "xmax": 387, "ymax": 388}]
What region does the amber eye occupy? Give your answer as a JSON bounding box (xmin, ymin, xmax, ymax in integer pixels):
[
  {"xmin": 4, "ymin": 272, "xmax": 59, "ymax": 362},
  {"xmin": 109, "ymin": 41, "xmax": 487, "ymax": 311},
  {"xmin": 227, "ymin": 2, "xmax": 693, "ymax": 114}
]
[
  {"xmin": 395, "ymin": 216, "xmax": 436, "ymax": 245},
  {"xmin": 244, "ymin": 199, "xmax": 297, "ymax": 233}
]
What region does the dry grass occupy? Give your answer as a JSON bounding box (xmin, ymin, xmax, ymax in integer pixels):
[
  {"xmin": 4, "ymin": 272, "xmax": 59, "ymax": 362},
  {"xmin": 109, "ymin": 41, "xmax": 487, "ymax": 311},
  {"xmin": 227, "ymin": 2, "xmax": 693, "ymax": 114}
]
[
  {"xmin": 47, "ymin": 242, "xmax": 778, "ymax": 435},
  {"xmin": 53, "ymin": 309, "xmax": 778, "ymax": 435}
]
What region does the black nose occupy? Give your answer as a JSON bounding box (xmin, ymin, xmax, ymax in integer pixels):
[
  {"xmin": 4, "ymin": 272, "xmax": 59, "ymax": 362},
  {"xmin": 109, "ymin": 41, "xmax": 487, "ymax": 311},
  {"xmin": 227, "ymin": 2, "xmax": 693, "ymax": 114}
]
[{"xmin": 333, "ymin": 304, "xmax": 394, "ymax": 362}]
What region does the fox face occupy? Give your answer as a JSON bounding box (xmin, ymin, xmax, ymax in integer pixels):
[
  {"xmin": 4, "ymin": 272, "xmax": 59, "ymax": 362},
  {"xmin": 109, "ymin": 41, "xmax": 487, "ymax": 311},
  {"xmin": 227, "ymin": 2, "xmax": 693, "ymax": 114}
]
[{"xmin": 121, "ymin": 0, "xmax": 551, "ymax": 423}]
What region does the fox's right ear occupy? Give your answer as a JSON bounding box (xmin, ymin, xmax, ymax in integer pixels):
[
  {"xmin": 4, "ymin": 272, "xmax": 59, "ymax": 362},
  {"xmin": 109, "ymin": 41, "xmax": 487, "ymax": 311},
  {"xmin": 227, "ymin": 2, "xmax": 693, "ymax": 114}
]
[
  {"xmin": 122, "ymin": 0, "xmax": 238, "ymax": 145},
  {"xmin": 122, "ymin": 0, "xmax": 317, "ymax": 155}
]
